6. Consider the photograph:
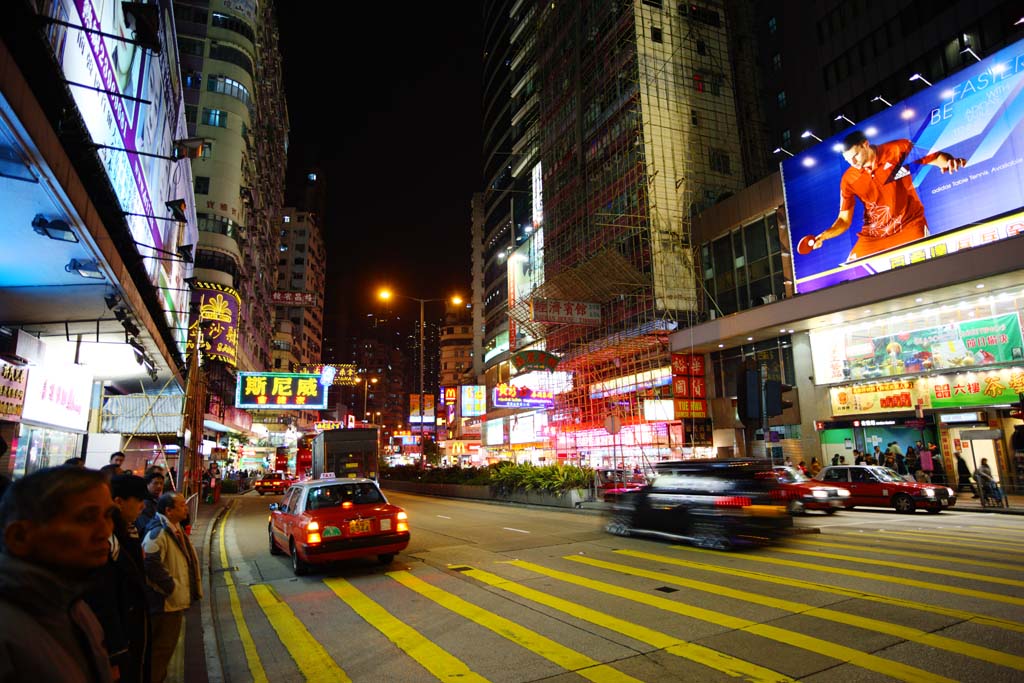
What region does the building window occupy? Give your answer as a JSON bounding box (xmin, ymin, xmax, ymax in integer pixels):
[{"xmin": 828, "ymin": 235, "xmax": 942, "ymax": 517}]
[
  {"xmin": 183, "ymin": 70, "xmax": 201, "ymax": 89},
  {"xmin": 202, "ymin": 108, "xmax": 228, "ymax": 128},
  {"xmin": 210, "ymin": 12, "xmax": 256, "ymax": 43},
  {"xmin": 776, "ymin": 91, "xmax": 787, "ymax": 109},
  {"xmin": 696, "ymin": 40, "xmax": 706, "ymax": 55},
  {"xmin": 194, "ymin": 176, "xmax": 210, "ymax": 194},
  {"xmin": 651, "ymin": 26, "xmax": 662, "ymax": 43},
  {"xmin": 768, "ymin": 17, "xmax": 777, "ymax": 34},
  {"xmin": 772, "ymin": 53, "xmax": 782, "ymax": 70},
  {"xmin": 207, "ymin": 76, "xmax": 252, "ymax": 108},
  {"xmin": 691, "ymin": 109, "xmax": 699, "ymax": 126},
  {"xmin": 184, "ymin": 104, "xmax": 197, "ymax": 125},
  {"xmin": 178, "ymin": 36, "xmax": 204, "ymax": 57},
  {"xmin": 709, "ymin": 148, "xmax": 731, "ymax": 175},
  {"xmin": 208, "ymin": 43, "xmax": 254, "ymax": 78},
  {"xmin": 781, "ymin": 129, "xmax": 791, "ymax": 147},
  {"xmin": 693, "ymin": 73, "xmax": 705, "ymax": 93}
]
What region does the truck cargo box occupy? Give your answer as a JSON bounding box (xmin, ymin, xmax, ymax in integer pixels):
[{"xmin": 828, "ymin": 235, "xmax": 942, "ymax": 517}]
[{"xmin": 311, "ymin": 428, "xmax": 379, "ymax": 480}]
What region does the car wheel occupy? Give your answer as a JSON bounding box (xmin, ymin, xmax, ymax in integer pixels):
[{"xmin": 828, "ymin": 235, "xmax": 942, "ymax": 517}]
[
  {"xmin": 692, "ymin": 522, "xmax": 731, "ymax": 550},
  {"xmin": 824, "ymin": 508, "xmax": 838, "ymax": 515},
  {"xmin": 269, "ymin": 525, "xmax": 283, "ymax": 555},
  {"xmin": 605, "ymin": 515, "xmax": 632, "ymax": 536},
  {"xmin": 290, "ymin": 539, "xmax": 309, "ymax": 576},
  {"xmin": 378, "ymin": 553, "xmax": 395, "ymax": 565},
  {"xmin": 893, "ymin": 494, "xmax": 916, "ymax": 514},
  {"xmin": 787, "ymin": 499, "xmax": 805, "ymax": 515},
  {"xmin": 257, "ymin": 491, "xmax": 264, "ymax": 496}
]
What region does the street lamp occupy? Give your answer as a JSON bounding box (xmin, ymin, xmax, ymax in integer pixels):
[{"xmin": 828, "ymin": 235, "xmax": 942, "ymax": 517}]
[
  {"xmin": 357, "ymin": 376, "xmax": 378, "ymax": 422},
  {"xmin": 378, "ymin": 287, "xmax": 463, "ymax": 467}
]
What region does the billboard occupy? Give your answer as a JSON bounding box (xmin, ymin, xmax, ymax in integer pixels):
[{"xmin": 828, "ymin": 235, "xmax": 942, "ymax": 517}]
[
  {"xmin": 186, "ymin": 282, "xmax": 241, "ymax": 366},
  {"xmin": 783, "ymin": 39, "xmax": 1024, "ymax": 293},
  {"xmin": 22, "ymin": 362, "xmax": 94, "ymax": 432},
  {"xmin": 236, "ymin": 372, "xmax": 327, "ymax": 410},
  {"xmin": 461, "ymin": 385, "xmax": 486, "ymax": 417}
]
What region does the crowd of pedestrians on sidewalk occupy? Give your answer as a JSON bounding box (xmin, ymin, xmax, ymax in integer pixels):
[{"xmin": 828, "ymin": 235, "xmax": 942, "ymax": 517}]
[{"xmin": 0, "ymin": 456, "xmax": 204, "ymax": 683}]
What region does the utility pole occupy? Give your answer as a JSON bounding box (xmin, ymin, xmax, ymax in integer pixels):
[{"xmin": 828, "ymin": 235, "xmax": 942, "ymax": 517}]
[{"xmin": 761, "ymin": 363, "xmax": 769, "ymax": 461}]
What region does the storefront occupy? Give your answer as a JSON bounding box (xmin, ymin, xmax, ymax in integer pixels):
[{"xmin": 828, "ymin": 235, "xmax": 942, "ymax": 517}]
[{"xmin": 12, "ymin": 361, "xmax": 93, "ymax": 477}]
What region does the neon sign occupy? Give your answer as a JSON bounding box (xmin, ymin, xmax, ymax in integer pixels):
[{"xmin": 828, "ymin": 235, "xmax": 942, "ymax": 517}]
[
  {"xmin": 236, "ymin": 372, "xmax": 327, "ymax": 410},
  {"xmin": 493, "ymin": 383, "xmax": 554, "ymax": 409}
]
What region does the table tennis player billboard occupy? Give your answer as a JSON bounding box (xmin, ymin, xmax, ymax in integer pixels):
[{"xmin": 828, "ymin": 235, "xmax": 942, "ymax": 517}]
[{"xmin": 781, "ymin": 38, "xmax": 1024, "ymax": 294}]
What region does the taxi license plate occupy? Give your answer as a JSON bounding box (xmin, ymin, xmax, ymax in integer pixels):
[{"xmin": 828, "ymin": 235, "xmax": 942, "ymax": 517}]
[
  {"xmin": 348, "ymin": 519, "xmax": 372, "ymax": 535},
  {"xmin": 748, "ymin": 505, "xmax": 786, "ymax": 517}
]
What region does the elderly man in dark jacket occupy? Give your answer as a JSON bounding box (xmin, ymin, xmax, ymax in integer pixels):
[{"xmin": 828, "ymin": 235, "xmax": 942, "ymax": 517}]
[
  {"xmin": 84, "ymin": 474, "xmax": 152, "ymax": 683},
  {"xmin": 0, "ymin": 467, "xmax": 114, "ymax": 682}
]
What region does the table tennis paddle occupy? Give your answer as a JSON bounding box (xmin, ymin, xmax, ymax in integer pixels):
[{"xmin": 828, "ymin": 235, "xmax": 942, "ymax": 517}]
[{"xmin": 796, "ymin": 235, "xmax": 817, "ymax": 255}]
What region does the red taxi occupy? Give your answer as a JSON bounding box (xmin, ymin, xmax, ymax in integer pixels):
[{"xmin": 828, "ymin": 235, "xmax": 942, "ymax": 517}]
[
  {"xmin": 770, "ymin": 466, "xmax": 850, "ymax": 514},
  {"xmin": 269, "ymin": 477, "xmax": 410, "ymax": 575},
  {"xmin": 254, "ymin": 472, "xmax": 293, "ymax": 495},
  {"xmin": 815, "ymin": 465, "xmax": 956, "ymax": 513}
]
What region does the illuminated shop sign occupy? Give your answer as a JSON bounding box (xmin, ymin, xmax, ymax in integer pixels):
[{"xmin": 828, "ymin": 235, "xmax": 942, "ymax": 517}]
[
  {"xmin": 442, "ymin": 387, "xmax": 458, "ymax": 404},
  {"xmin": 510, "ymin": 349, "xmax": 560, "ymax": 372},
  {"xmin": 590, "ymin": 366, "xmax": 671, "ymax": 400},
  {"xmin": 671, "ymin": 353, "xmax": 707, "ymax": 421},
  {"xmin": 22, "ymin": 362, "xmax": 93, "ymax": 432},
  {"xmin": 187, "ymin": 282, "xmax": 241, "ymax": 366},
  {"xmin": 294, "ymin": 364, "xmax": 358, "ymax": 386},
  {"xmin": 314, "ymin": 421, "xmax": 342, "ymax": 431},
  {"xmin": 926, "ymin": 367, "xmax": 1024, "ymax": 409},
  {"xmin": 493, "ymin": 383, "xmax": 554, "ymax": 408},
  {"xmin": 409, "ymin": 394, "xmax": 436, "ymax": 423},
  {"xmin": 460, "ymin": 385, "xmax": 486, "ymax": 417},
  {"xmin": 0, "ymin": 360, "xmax": 28, "ymax": 422},
  {"xmin": 271, "ymin": 291, "xmax": 317, "ymax": 307},
  {"xmin": 530, "ymin": 299, "xmax": 601, "ymax": 326},
  {"xmin": 830, "ymin": 380, "xmax": 922, "ymax": 416},
  {"xmin": 236, "ymin": 372, "xmax": 327, "ymax": 409},
  {"xmin": 782, "ymin": 37, "xmax": 1024, "ymax": 293},
  {"xmin": 531, "ymin": 162, "xmax": 543, "ymax": 228}
]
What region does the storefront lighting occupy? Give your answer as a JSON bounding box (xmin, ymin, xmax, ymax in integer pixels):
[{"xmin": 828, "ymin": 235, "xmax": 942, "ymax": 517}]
[
  {"xmin": 717, "ymin": 344, "xmax": 724, "ymax": 348},
  {"xmin": 976, "ymin": 283, "xmax": 986, "ymax": 289},
  {"xmin": 65, "ymin": 258, "xmax": 104, "ymax": 279},
  {"xmin": 746, "ymin": 337, "xmax": 753, "ymax": 341},
  {"xmin": 32, "ymin": 215, "xmax": 78, "ymax": 242},
  {"xmin": 915, "ymin": 297, "xmax": 923, "ymax": 303},
  {"xmin": 908, "ymin": 73, "xmax": 932, "ymax": 87}
]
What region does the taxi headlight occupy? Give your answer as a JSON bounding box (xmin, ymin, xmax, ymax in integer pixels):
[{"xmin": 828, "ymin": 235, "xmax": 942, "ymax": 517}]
[
  {"xmin": 812, "ymin": 489, "xmax": 828, "ymax": 498},
  {"xmin": 924, "ymin": 488, "xmax": 935, "ymax": 497},
  {"xmin": 837, "ymin": 489, "xmax": 851, "ymax": 497},
  {"xmin": 946, "ymin": 488, "xmax": 954, "ymax": 497}
]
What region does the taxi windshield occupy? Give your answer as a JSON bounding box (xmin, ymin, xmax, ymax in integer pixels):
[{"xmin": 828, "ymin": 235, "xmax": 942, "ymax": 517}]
[
  {"xmin": 775, "ymin": 466, "xmax": 810, "ymax": 483},
  {"xmin": 869, "ymin": 467, "xmax": 903, "ymax": 483},
  {"xmin": 306, "ymin": 483, "xmax": 384, "ymax": 510}
]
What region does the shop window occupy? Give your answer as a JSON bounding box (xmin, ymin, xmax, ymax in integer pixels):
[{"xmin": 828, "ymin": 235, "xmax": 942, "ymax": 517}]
[{"xmin": 651, "ymin": 26, "xmax": 662, "ymax": 43}]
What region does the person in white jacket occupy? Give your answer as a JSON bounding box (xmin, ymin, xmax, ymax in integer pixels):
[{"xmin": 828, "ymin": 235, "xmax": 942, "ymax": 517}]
[{"xmin": 142, "ymin": 493, "xmax": 202, "ymax": 683}]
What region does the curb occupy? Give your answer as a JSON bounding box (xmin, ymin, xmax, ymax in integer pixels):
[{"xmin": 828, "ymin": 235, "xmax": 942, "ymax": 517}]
[{"xmin": 199, "ymin": 503, "xmax": 230, "ymax": 683}]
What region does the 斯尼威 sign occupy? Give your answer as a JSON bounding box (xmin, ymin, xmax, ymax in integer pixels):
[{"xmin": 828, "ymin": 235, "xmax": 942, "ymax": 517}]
[{"xmin": 236, "ymin": 372, "xmax": 327, "ymax": 409}]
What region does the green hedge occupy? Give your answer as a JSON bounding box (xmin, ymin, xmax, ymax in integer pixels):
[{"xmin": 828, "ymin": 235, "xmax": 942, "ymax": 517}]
[{"xmin": 381, "ymin": 462, "xmax": 593, "ymax": 494}]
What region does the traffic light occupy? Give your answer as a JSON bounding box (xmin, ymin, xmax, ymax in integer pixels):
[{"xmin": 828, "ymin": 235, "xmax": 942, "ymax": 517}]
[
  {"xmin": 1010, "ymin": 392, "xmax": 1024, "ymax": 421},
  {"xmin": 765, "ymin": 380, "xmax": 794, "ymax": 417},
  {"xmin": 736, "ymin": 369, "xmax": 761, "ymax": 422}
]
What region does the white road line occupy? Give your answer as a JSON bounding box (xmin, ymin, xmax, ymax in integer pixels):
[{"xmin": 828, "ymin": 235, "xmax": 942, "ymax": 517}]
[
  {"xmin": 503, "ymin": 527, "xmax": 530, "ymax": 534},
  {"xmin": 437, "ymin": 515, "xmax": 451, "ymax": 519}
]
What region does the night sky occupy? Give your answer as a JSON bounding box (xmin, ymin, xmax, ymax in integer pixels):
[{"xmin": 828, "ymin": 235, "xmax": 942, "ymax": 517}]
[{"xmin": 275, "ymin": 3, "xmax": 483, "ymax": 338}]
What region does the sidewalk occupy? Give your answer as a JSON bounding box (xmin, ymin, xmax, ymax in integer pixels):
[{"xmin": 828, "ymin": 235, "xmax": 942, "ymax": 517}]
[{"xmin": 949, "ymin": 490, "xmax": 1023, "ymax": 514}]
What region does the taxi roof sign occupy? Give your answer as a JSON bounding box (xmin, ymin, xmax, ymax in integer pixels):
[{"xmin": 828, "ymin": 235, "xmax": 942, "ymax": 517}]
[{"xmin": 320, "ymin": 472, "xmax": 336, "ymax": 479}]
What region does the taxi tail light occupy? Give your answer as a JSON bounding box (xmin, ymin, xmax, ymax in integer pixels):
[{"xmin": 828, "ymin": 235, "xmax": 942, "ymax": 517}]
[
  {"xmin": 342, "ymin": 501, "xmax": 353, "ymax": 509},
  {"xmin": 714, "ymin": 496, "xmax": 752, "ymax": 508},
  {"xmin": 306, "ymin": 520, "xmax": 321, "ymax": 545},
  {"xmin": 396, "ymin": 510, "xmax": 409, "ymax": 532}
]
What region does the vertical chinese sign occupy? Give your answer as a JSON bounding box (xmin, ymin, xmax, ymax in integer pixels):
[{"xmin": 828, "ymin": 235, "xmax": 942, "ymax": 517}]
[
  {"xmin": 187, "ymin": 282, "xmax": 241, "ymax": 365},
  {"xmin": 671, "ymin": 353, "xmax": 708, "ymax": 420}
]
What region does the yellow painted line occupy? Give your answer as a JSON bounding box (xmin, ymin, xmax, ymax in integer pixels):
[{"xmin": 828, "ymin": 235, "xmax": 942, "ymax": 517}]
[
  {"xmin": 670, "ymin": 546, "xmax": 1024, "ymax": 608},
  {"xmin": 615, "ymin": 549, "xmax": 1024, "ymax": 634},
  {"xmin": 501, "ymin": 560, "xmax": 952, "ymax": 683},
  {"xmin": 324, "ymin": 576, "xmax": 489, "ymax": 683},
  {"xmin": 771, "ymin": 546, "xmax": 1024, "ymax": 588},
  {"xmin": 388, "ymin": 571, "xmax": 645, "ymax": 683},
  {"xmin": 830, "ymin": 531, "xmax": 1024, "ymax": 558},
  {"xmin": 568, "ymin": 554, "xmax": 1024, "ymax": 672},
  {"xmin": 217, "ymin": 506, "xmax": 268, "ymax": 683},
  {"xmin": 788, "ymin": 537, "xmax": 1023, "ymax": 571},
  {"xmin": 840, "ymin": 529, "xmax": 1024, "ymax": 552},
  {"xmin": 250, "ymin": 584, "xmax": 351, "ymax": 682},
  {"xmin": 454, "ymin": 566, "xmax": 792, "ymax": 683}
]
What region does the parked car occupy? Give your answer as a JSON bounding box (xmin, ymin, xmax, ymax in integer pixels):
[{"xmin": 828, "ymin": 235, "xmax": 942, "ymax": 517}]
[
  {"xmin": 771, "ymin": 465, "xmax": 850, "ymax": 514},
  {"xmin": 605, "ymin": 459, "xmax": 792, "ymax": 550},
  {"xmin": 814, "ymin": 465, "xmax": 956, "ymax": 513},
  {"xmin": 269, "ymin": 477, "xmax": 410, "ymax": 575},
  {"xmin": 254, "ymin": 471, "xmax": 292, "ymax": 495}
]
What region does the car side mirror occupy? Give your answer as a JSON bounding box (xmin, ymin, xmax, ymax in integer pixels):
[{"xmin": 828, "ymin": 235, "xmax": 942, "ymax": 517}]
[{"xmin": 268, "ymin": 503, "xmax": 279, "ymax": 511}]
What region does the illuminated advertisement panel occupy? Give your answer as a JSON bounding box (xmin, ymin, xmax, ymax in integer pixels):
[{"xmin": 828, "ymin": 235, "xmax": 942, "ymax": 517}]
[
  {"xmin": 186, "ymin": 283, "xmax": 241, "ymax": 366},
  {"xmin": 782, "ymin": 38, "xmax": 1024, "ymax": 293},
  {"xmin": 460, "ymin": 385, "xmax": 486, "ymax": 417},
  {"xmin": 236, "ymin": 372, "xmax": 327, "ymax": 409},
  {"xmin": 22, "ymin": 362, "xmax": 94, "ymax": 431},
  {"xmin": 409, "ymin": 394, "xmax": 436, "ymax": 423},
  {"xmin": 493, "ymin": 383, "xmax": 554, "ymax": 409}
]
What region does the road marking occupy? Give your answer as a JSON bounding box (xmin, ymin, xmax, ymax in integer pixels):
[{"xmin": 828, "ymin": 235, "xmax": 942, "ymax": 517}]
[
  {"xmin": 672, "ymin": 546, "xmax": 1024, "ymax": 607},
  {"xmin": 788, "ymin": 537, "xmax": 1023, "ymax": 570},
  {"xmin": 830, "ymin": 531, "xmax": 1024, "ymax": 558},
  {"xmin": 614, "ymin": 548, "xmax": 1024, "ymax": 634},
  {"xmin": 437, "ymin": 515, "xmax": 452, "ymax": 519},
  {"xmin": 389, "ymin": 571, "xmax": 641, "ymax": 683},
  {"xmin": 324, "ymin": 576, "xmax": 489, "ymax": 682},
  {"xmin": 501, "ymin": 560, "xmax": 952, "ymax": 683},
  {"xmin": 568, "ymin": 554, "xmax": 1024, "ymax": 672},
  {"xmin": 502, "ymin": 527, "xmax": 530, "ymax": 534},
  {"xmin": 217, "ymin": 506, "xmax": 267, "ymax": 683},
  {"xmin": 250, "ymin": 584, "xmax": 351, "ymax": 682},
  {"xmin": 453, "ymin": 565, "xmax": 792, "ymax": 683},
  {"xmin": 770, "ymin": 546, "xmax": 1024, "ymax": 588},
  {"xmin": 842, "ymin": 529, "xmax": 1024, "ymax": 552}
]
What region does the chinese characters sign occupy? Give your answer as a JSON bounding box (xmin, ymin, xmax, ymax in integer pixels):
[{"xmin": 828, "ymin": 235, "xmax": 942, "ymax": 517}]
[
  {"xmin": 235, "ymin": 372, "xmax": 327, "ymax": 410},
  {"xmin": 510, "ymin": 349, "xmax": 560, "ymax": 372},
  {"xmin": 461, "ymin": 385, "xmax": 486, "ymax": 417},
  {"xmin": 295, "ymin": 364, "xmax": 358, "ymax": 386},
  {"xmin": 22, "ymin": 362, "xmax": 93, "ymax": 431},
  {"xmin": 671, "ymin": 353, "xmax": 707, "ymax": 420},
  {"xmin": 530, "ymin": 299, "xmax": 601, "ymax": 326},
  {"xmin": 272, "ymin": 291, "xmax": 317, "ymax": 307},
  {"xmin": 0, "ymin": 360, "xmax": 28, "ymax": 422},
  {"xmin": 187, "ymin": 282, "xmax": 241, "ymax": 366},
  {"xmin": 927, "ymin": 367, "xmax": 1024, "ymax": 408},
  {"xmin": 493, "ymin": 383, "xmax": 554, "ymax": 409},
  {"xmin": 314, "ymin": 421, "xmax": 342, "ymax": 432},
  {"xmin": 829, "ymin": 380, "xmax": 922, "ymax": 416}
]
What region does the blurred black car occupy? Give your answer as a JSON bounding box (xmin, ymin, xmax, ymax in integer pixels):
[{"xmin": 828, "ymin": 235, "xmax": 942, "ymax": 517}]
[{"xmin": 605, "ymin": 459, "xmax": 791, "ymax": 549}]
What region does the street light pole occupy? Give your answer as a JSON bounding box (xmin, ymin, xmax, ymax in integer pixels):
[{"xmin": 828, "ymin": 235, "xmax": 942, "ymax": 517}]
[
  {"xmin": 419, "ymin": 298, "xmax": 425, "ymax": 467},
  {"xmin": 361, "ymin": 377, "xmax": 377, "ymax": 421}
]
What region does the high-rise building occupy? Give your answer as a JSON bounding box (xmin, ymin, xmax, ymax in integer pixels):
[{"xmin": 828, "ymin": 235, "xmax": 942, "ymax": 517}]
[
  {"xmin": 175, "ymin": 0, "xmax": 288, "ymax": 431},
  {"xmin": 477, "ymin": 1, "xmax": 745, "ymax": 466}
]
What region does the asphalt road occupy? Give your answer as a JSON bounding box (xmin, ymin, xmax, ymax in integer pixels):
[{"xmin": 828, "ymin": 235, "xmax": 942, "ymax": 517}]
[{"xmin": 210, "ymin": 490, "xmax": 1024, "ymax": 682}]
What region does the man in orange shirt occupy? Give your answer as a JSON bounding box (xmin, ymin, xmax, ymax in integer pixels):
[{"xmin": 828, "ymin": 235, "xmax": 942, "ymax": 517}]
[{"xmin": 810, "ymin": 130, "xmax": 967, "ymax": 261}]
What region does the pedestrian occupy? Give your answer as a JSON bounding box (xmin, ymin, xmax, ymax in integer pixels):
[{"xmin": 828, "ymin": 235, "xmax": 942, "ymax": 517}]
[
  {"xmin": 809, "ymin": 457, "xmax": 821, "ymax": 477},
  {"xmin": 831, "ymin": 453, "xmax": 840, "ymax": 466},
  {"xmin": 975, "ymin": 458, "xmax": 999, "ymax": 501},
  {"xmin": 109, "ymin": 452, "xmax": 126, "ymax": 472},
  {"xmin": 854, "ymin": 450, "xmax": 864, "ymax": 465},
  {"xmin": 84, "ymin": 475, "xmax": 152, "ymax": 683},
  {"xmin": 954, "ymin": 452, "xmax": 978, "ymax": 497},
  {"xmin": 0, "ymin": 467, "xmax": 114, "ymax": 682},
  {"xmin": 135, "ymin": 471, "xmax": 165, "ymax": 537},
  {"xmin": 64, "ymin": 457, "xmax": 85, "ymax": 468},
  {"xmin": 143, "ymin": 493, "xmax": 202, "ymax": 683},
  {"xmin": 917, "ymin": 444, "xmax": 933, "ymax": 483},
  {"xmin": 894, "ymin": 451, "xmax": 908, "ymax": 476},
  {"xmin": 931, "ymin": 453, "xmax": 946, "ymax": 484},
  {"xmin": 797, "ymin": 460, "xmax": 808, "ymax": 475}
]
